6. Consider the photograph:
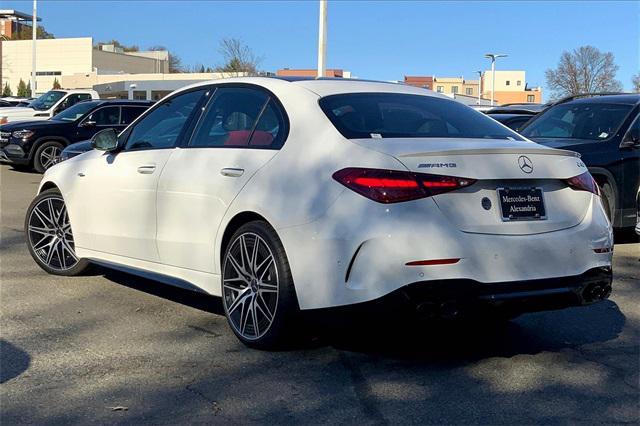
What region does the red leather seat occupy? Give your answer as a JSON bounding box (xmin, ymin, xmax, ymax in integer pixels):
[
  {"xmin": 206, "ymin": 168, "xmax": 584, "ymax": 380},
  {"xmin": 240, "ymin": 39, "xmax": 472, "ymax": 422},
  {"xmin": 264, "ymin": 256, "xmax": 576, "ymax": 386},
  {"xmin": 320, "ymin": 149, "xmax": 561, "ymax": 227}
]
[{"xmin": 224, "ymin": 130, "xmax": 273, "ymax": 147}]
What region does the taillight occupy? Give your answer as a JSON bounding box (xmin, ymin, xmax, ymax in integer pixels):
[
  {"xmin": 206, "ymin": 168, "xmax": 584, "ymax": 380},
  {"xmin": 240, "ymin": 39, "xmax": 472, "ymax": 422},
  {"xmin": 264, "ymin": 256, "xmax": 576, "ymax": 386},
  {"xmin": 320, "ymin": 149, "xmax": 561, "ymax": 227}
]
[
  {"xmin": 566, "ymin": 172, "xmax": 599, "ymax": 196},
  {"xmin": 332, "ymin": 167, "xmax": 476, "ymax": 203}
]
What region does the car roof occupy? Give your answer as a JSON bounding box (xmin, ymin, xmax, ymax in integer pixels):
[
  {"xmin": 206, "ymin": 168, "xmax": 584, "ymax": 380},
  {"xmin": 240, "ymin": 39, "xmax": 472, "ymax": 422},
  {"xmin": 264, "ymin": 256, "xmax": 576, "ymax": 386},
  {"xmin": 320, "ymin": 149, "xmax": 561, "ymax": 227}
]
[
  {"xmin": 561, "ymin": 94, "xmax": 640, "ymax": 105},
  {"xmin": 175, "ymin": 76, "xmax": 448, "ymax": 99},
  {"xmin": 94, "ymin": 99, "xmax": 155, "ymax": 106}
]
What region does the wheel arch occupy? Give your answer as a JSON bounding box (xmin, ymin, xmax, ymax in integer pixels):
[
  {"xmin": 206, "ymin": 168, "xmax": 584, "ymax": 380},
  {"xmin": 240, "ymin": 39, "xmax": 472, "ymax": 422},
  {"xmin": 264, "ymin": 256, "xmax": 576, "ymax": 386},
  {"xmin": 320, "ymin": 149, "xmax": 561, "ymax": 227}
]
[
  {"xmin": 39, "ymin": 181, "xmax": 60, "ymax": 193},
  {"xmin": 28, "ymin": 136, "xmax": 70, "ymax": 160},
  {"xmin": 218, "ymin": 211, "xmax": 271, "ymax": 266},
  {"xmin": 589, "ymin": 166, "xmax": 620, "ymax": 226}
]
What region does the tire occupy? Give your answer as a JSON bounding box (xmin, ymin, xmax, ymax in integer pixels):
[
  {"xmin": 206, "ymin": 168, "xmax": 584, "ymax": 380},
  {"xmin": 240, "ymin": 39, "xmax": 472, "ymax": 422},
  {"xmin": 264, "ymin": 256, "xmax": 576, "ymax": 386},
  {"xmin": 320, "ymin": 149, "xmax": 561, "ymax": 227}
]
[
  {"xmin": 24, "ymin": 188, "xmax": 90, "ymax": 276},
  {"xmin": 33, "ymin": 141, "xmax": 64, "ymax": 173},
  {"xmin": 599, "ymin": 181, "xmax": 615, "ymax": 223},
  {"xmin": 221, "ymin": 221, "xmax": 299, "ymax": 349}
]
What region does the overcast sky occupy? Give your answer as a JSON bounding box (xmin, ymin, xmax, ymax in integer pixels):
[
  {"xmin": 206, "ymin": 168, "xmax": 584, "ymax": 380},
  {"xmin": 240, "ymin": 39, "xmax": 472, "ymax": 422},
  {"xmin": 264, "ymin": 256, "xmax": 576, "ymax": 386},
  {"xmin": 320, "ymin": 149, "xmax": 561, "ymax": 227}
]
[{"xmin": 4, "ymin": 0, "xmax": 638, "ymax": 99}]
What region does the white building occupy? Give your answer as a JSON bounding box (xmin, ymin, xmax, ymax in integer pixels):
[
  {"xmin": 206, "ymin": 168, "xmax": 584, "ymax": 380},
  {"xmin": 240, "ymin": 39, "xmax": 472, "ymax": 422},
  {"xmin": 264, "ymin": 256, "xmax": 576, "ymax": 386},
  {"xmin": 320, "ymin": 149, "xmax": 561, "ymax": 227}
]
[{"xmin": 0, "ymin": 37, "xmax": 169, "ymax": 95}]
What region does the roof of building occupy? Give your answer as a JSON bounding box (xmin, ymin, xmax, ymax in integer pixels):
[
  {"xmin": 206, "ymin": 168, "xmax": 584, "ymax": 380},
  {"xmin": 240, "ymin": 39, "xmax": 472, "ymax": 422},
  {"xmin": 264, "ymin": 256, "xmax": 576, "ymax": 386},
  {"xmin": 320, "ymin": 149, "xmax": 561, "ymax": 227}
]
[{"xmin": 0, "ymin": 9, "xmax": 41, "ymax": 21}]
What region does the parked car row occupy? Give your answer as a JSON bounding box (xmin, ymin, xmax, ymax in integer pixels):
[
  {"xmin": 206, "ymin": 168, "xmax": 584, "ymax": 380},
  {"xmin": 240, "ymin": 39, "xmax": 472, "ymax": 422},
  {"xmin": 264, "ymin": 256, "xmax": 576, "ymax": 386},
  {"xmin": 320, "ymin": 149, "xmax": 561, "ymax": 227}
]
[
  {"xmin": 22, "ymin": 77, "xmax": 622, "ymax": 348},
  {"xmin": 0, "ymin": 89, "xmax": 100, "ymax": 124},
  {"xmin": 1, "ymin": 99, "xmax": 152, "ymax": 172}
]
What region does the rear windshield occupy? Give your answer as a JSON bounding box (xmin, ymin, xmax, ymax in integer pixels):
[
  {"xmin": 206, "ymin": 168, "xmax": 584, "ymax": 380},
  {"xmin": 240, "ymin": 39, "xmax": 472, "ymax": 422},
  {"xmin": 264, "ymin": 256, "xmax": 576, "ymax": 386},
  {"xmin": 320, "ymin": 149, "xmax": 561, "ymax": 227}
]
[
  {"xmin": 520, "ymin": 103, "xmax": 633, "ymax": 140},
  {"xmin": 319, "ymin": 93, "xmax": 524, "ymax": 140}
]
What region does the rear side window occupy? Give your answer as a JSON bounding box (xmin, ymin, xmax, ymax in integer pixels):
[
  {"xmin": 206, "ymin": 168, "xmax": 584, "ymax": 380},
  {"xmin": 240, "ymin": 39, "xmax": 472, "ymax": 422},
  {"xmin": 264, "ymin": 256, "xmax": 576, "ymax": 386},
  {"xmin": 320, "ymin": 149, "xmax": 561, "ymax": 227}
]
[
  {"xmin": 190, "ymin": 87, "xmax": 286, "ymax": 149},
  {"xmin": 319, "ymin": 93, "xmax": 523, "ymax": 141},
  {"xmin": 125, "ymin": 89, "xmax": 205, "ymax": 151},
  {"xmin": 120, "ymin": 106, "xmax": 148, "ymax": 125}
]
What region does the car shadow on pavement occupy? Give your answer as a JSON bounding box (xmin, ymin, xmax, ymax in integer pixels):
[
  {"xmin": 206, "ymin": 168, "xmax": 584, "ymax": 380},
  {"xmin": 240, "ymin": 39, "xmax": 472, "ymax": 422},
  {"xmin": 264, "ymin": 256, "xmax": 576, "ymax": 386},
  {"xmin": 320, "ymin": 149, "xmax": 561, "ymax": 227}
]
[
  {"xmin": 314, "ymin": 300, "xmax": 626, "ymax": 363},
  {"xmin": 0, "ymin": 339, "xmax": 31, "ymax": 384},
  {"xmin": 98, "ymin": 266, "xmax": 626, "ymax": 363},
  {"xmin": 100, "ymin": 269, "xmax": 225, "ymax": 316}
]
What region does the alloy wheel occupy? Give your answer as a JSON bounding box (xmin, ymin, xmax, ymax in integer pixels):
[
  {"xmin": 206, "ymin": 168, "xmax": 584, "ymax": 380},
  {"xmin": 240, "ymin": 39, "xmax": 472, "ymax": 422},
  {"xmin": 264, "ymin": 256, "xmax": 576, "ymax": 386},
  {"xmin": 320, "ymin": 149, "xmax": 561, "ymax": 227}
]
[
  {"xmin": 39, "ymin": 145, "xmax": 61, "ymax": 170},
  {"xmin": 222, "ymin": 232, "xmax": 279, "ymax": 341},
  {"xmin": 27, "ymin": 195, "xmax": 78, "ymax": 271}
]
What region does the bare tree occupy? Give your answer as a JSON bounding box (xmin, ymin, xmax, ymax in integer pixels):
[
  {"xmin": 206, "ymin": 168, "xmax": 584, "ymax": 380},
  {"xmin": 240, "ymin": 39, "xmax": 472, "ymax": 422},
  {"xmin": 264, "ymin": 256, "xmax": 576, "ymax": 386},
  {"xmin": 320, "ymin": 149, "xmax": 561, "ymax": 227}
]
[
  {"xmin": 633, "ymin": 74, "xmax": 640, "ymax": 93},
  {"xmin": 148, "ymin": 45, "xmax": 183, "ymax": 73},
  {"xmin": 215, "ymin": 38, "xmax": 262, "ymax": 76},
  {"xmin": 545, "ymin": 46, "xmax": 623, "ymax": 99}
]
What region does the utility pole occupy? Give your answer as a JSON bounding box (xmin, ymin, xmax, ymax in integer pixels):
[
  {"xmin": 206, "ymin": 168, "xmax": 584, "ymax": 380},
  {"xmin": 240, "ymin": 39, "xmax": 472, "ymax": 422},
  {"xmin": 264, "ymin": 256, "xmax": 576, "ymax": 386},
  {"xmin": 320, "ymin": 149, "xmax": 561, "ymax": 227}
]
[
  {"xmin": 317, "ymin": 0, "xmax": 327, "ymax": 78},
  {"xmin": 484, "ymin": 53, "xmax": 507, "ymax": 106},
  {"xmin": 476, "ymin": 70, "xmax": 482, "ymax": 105},
  {"xmin": 31, "ymin": 0, "xmax": 37, "ymax": 97}
]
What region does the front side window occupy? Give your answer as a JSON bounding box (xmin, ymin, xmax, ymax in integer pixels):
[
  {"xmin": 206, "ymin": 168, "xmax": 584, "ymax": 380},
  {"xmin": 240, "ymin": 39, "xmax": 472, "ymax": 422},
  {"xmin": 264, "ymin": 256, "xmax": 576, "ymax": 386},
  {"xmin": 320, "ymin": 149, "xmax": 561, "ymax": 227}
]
[
  {"xmin": 506, "ymin": 80, "xmax": 511, "ymax": 86},
  {"xmin": 87, "ymin": 106, "xmax": 121, "ymax": 126},
  {"xmin": 320, "ymin": 93, "xmax": 524, "ymax": 141},
  {"xmin": 527, "ymin": 95, "xmax": 535, "ymax": 103},
  {"xmin": 190, "ymin": 87, "xmax": 286, "ymax": 149},
  {"xmin": 521, "ymin": 102, "xmax": 633, "ymax": 140},
  {"xmin": 125, "ymin": 89, "xmax": 206, "ymax": 150},
  {"xmin": 436, "ymin": 86, "xmax": 444, "ymax": 93},
  {"xmin": 52, "ymin": 100, "xmax": 99, "ymax": 122},
  {"xmin": 451, "ymin": 86, "xmax": 459, "ymax": 94},
  {"xmin": 465, "ymin": 87, "xmax": 473, "ymax": 95},
  {"xmin": 30, "ymin": 90, "xmax": 66, "ymax": 111}
]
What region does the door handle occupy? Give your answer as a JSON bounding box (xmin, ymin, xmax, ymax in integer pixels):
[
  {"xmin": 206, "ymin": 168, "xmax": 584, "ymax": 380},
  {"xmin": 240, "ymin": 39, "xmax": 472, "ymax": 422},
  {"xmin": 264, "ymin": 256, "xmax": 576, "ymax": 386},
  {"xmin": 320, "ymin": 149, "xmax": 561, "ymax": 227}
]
[
  {"xmin": 220, "ymin": 167, "xmax": 244, "ymax": 177},
  {"xmin": 137, "ymin": 165, "xmax": 156, "ymax": 174}
]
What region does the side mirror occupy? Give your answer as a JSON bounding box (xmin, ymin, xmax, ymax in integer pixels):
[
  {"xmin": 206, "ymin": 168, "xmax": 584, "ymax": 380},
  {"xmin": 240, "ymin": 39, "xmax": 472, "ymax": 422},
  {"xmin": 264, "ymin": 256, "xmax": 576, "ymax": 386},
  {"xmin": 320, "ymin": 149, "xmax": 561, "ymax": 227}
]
[
  {"xmin": 91, "ymin": 128, "xmax": 118, "ymax": 152},
  {"xmin": 79, "ymin": 120, "xmax": 96, "ymax": 128},
  {"xmin": 620, "ymin": 128, "xmax": 640, "ymax": 148}
]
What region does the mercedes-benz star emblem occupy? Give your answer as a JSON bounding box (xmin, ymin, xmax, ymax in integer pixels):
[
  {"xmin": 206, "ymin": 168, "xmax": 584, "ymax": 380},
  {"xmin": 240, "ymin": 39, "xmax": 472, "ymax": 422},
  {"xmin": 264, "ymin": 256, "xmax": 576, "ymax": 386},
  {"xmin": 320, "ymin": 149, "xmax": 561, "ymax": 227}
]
[{"xmin": 518, "ymin": 155, "xmax": 533, "ymax": 174}]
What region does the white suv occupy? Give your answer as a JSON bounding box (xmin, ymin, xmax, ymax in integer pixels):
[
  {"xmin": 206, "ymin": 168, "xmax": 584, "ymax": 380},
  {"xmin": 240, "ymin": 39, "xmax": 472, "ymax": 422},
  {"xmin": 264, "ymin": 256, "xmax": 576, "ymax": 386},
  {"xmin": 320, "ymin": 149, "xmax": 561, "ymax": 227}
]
[{"xmin": 0, "ymin": 89, "xmax": 100, "ymax": 124}]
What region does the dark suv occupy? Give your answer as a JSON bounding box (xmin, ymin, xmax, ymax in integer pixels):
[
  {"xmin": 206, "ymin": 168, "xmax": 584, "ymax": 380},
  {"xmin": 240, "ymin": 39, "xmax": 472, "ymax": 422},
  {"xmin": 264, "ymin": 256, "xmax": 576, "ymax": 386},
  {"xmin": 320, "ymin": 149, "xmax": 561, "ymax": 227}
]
[
  {"xmin": 520, "ymin": 94, "xmax": 640, "ymax": 229},
  {"xmin": 0, "ymin": 100, "xmax": 153, "ymax": 172}
]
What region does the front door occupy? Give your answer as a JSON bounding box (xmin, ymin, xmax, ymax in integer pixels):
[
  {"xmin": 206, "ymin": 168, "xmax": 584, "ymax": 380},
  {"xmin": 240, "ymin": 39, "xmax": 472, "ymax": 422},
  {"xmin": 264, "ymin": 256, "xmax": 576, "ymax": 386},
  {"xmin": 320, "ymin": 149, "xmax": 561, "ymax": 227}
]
[{"xmin": 69, "ymin": 89, "xmax": 207, "ymax": 261}]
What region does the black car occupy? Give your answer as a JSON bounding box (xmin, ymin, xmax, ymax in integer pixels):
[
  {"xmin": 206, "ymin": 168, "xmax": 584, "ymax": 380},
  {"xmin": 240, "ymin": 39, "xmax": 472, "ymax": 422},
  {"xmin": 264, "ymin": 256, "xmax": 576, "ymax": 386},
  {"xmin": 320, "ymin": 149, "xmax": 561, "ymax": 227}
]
[
  {"xmin": 520, "ymin": 94, "xmax": 640, "ymax": 229},
  {"xmin": 486, "ymin": 111, "xmax": 536, "ymax": 132},
  {"xmin": 0, "ymin": 100, "xmax": 153, "ymax": 172}
]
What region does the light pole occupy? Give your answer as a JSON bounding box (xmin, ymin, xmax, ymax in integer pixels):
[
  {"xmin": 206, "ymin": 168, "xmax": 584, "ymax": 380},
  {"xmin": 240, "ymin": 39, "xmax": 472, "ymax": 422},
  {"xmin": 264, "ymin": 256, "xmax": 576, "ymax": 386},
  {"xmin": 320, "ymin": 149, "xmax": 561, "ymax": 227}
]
[
  {"xmin": 31, "ymin": 0, "xmax": 37, "ymax": 97},
  {"xmin": 317, "ymin": 0, "xmax": 327, "ymax": 78},
  {"xmin": 476, "ymin": 70, "xmax": 482, "ymax": 105},
  {"xmin": 484, "ymin": 53, "xmax": 507, "ymax": 106}
]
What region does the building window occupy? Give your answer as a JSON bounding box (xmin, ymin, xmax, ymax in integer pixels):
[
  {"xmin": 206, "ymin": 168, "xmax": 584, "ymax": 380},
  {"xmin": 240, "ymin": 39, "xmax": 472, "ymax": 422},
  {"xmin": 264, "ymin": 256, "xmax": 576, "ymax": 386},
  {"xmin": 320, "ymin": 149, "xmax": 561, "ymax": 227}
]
[
  {"xmin": 451, "ymin": 86, "xmax": 459, "ymax": 94},
  {"xmin": 527, "ymin": 94, "xmax": 535, "ymax": 103},
  {"xmin": 517, "ymin": 80, "xmax": 522, "ymax": 86},
  {"xmin": 35, "ymin": 71, "xmax": 62, "ymax": 76},
  {"xmin": 436, "ymin": 86, "xmax": 444, "ymax": 93},
  {"xmin": 465, "ymin": 87, "xmax": 473, "ymax": 95},
  {"xmin": 505, "ymin": 80, "xmax": 510, "ymax": 86}
]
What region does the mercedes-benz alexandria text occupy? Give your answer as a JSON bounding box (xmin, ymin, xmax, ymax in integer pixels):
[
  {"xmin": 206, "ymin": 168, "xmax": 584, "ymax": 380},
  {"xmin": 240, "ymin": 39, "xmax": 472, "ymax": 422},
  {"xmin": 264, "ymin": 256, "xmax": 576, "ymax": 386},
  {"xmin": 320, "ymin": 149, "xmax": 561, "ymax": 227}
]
[{"xmin": 25, "ymin": 77, "xmax": 613, "ymax": 348}]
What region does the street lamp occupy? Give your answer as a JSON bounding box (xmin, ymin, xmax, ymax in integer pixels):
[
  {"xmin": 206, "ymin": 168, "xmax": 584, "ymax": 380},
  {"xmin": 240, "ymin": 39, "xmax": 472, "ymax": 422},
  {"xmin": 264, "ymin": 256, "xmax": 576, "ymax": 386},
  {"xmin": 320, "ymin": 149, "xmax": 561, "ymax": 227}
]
[
  {"xmin": 317, "ymin": 0, "xmax": 328, "ymax": 78},
  {"xmin": 484, "ymin": 53, "xmax": 507, "ymax": 106}
]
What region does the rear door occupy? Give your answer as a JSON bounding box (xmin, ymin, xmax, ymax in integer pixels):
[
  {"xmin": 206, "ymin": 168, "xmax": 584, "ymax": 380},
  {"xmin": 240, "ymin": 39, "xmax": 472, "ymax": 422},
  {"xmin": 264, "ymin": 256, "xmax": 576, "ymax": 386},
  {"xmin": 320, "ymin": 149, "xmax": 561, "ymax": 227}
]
[{"xmin": 156, "ymin": 85, "xmax": 287, "ymax": 273}]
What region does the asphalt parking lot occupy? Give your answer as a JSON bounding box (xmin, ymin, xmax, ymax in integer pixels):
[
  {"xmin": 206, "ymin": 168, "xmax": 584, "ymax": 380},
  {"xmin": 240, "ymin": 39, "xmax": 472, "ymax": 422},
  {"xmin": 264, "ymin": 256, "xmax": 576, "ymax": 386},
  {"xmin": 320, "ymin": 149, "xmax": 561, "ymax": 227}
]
[{"xmin": 1, "ymin": 165, "xmax": 638, "ymax": 424}]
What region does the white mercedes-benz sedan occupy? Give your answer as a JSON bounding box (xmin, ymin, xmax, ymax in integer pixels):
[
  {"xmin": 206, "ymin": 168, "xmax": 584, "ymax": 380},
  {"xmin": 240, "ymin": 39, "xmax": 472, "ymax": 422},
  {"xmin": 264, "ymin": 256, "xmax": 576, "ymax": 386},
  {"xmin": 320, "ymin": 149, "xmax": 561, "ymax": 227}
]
[{"xmin": 25, "ymin": 77, "xmax": 613, "ymax": 348}]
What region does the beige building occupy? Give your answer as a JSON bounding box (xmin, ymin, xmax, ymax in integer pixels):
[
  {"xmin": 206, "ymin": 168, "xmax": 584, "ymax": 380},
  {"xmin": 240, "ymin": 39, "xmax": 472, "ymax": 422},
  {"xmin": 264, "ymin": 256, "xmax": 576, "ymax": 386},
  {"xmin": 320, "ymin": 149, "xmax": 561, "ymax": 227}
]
[
  {"xmin": 481, "ymin": 70, "xmax": 542, "ymax": 104},
  {"xmin": 433, "ymin": 76, "xmax": 480, "ymax": 97},
  {"xmin": 0, "ymin": 37, "xmax": 169, "ymax": 95}
]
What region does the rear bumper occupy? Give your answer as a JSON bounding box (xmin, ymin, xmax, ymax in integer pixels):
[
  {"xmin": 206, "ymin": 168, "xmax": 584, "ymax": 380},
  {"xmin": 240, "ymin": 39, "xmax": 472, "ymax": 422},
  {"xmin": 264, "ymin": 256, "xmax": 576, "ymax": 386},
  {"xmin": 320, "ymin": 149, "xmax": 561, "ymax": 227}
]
[
  {"xmin": 280, "ymin": 189, "xmax": 613, "ymax": 310},
  {"xmin": 395, "ymin": 266, "xmax": 612, "ymax": 318}
]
